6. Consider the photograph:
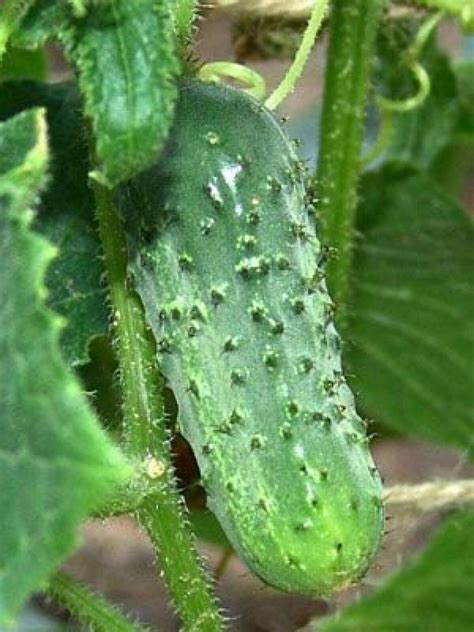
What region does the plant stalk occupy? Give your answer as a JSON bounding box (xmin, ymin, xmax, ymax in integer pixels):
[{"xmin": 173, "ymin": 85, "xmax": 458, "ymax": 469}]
[
  {"xmin": 316, "ymin": 0, "xmax": 386, "ymax": 324},
  {"xmin": 93, "ymin": 182, "xmax": 223, "ymax": 631},
  {"xmin": 385, "ymin": 479, "xmax": 474, "ymax": 513},
  {"xmin": 47, "ymin": 572, "xmax": 145, "ymax": 632}
]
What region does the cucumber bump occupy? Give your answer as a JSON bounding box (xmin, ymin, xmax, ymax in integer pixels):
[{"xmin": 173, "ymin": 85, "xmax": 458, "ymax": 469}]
[{"xmin": 118, "ymin": 78, "xmax": 384, "ymax": 595}]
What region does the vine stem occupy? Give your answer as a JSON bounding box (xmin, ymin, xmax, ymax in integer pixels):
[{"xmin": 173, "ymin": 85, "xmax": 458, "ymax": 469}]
[
  {"xmin": 265, "ymin": 0, "xmax": 329, "ymax": 110},
  {"xmin": 93, "ymin": 182, "xmax": 224, "ymax": 631},
  {"xmin": 47, "ymin": 572, "xmax": 146, "ymax": 632},
  {"xmin": 316, "ymin": 0, "xmax": 387, "ymax": 323},
  {"xmin": 384, "ymin": 480, "xmax": 474, "ymax": 512}
]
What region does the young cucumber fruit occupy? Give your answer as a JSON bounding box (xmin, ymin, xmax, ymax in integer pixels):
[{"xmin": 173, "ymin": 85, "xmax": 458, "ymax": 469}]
[{"xmin": 118, "ymin": 78, "xmax": 384, "ymax": 595}]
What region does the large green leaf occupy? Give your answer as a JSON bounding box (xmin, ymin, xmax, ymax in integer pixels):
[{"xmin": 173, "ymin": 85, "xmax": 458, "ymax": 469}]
[
  {"xmin": 317, "ymin": 510, "xmax": 474, "ymax": 631},
  {"xmin": 374, "ymin": 17, "xmax": 458, "ymax": 170},
  {"xmin": 0, "ymin": 109, "xmax": 128, "ymax": 625},
  {"xmin": 0, "ymin": 80, "xmax": 108, "ymax": 365},
  {"xmin": 347, "ymin": 164, "xmax": 474, "ymax": 456}
]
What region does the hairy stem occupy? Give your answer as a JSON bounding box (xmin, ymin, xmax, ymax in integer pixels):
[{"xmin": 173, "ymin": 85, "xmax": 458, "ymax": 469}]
[
  {"xmin": 316, "ymin": 0, "xmax": 386, "ymax": 323},
  {"xmin": 172, "ymin": 0, "xmax": 198, "ymax": 52},
  {"xmin": 47, "ymin": 572, "xmax": 145, "ymax": 632},
  {"xmin": 93, "ymin": 182, "xmax": 223, "ymax": 631}
]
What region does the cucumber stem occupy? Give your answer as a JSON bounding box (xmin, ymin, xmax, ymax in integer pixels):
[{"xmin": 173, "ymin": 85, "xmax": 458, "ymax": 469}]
[
  {"xmin": 316, "ymin": 0, "xmax": 387, "ymax": 325},
  {"xmin": 47, "ymin": 572, "xmax": 146, "ymax": 632},
  {"xmin": 93, "ymin": 181, "xmax": 224, "ymax": 632}
]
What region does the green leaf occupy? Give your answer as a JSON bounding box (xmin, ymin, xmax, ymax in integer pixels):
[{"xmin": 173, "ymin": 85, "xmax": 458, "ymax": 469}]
[
  {"xmin": 0, "ymin": 45, "xmax": 47, "ymax": 80},
  {"xmin": 59, "ymin": 0, "xmax": 179, "ymax": 186},
  {"xmin": 11, "ymin": 0, "xmax": 66, "ymax": 49},
  {"xmin": 0, "ymin": 80, "xmax": 108, "ymax": 365},
  {"xmin": 374, "ymin": 17, "xmax": 458, "ymax": 169},
  {"xmin": 0, "ymin": 0, "xmax": 36, "ymax": 59},
  {"xmin": 13, "ymin": 0, "xmax": 180, "ymax": 185},
  {"xmin": 347, "ymin": 164, "xmax": 474, "ymax": 457},
  {"xmin": 0, "ymin": 109, "xmax": 129, "ymax": 625},
  {"xmin": 318, "ymin": 510, "xmax": 474, "ymax": 631}
]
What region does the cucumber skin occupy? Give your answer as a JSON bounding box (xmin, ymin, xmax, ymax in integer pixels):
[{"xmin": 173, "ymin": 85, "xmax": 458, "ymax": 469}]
[{"xmin": 118, "ymin": 79, "xmax": 384, "ymax": 595}]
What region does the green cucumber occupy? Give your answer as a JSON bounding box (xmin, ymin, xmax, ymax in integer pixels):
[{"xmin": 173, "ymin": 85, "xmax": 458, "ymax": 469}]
[{"xmin": 118, "ymin": 78, "xmax": 384, "ymax": 595}]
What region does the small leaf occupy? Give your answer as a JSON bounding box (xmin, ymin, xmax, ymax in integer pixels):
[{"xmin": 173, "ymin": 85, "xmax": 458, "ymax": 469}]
[
  {"xmin": 0, "ymin": 80, "xmax": 108, "ymax": 365},
  {"xmin": 59, "ymin": 0, "xmax": 179, "ymax": 185},
  {"xmin": 317, "ymin": 510, "xmax": 474, "ymax": 631},
  {"xmin": 0, "ymin": 109, "xmax": 128, "ymax": 625},
  {"xmin": 347, "ymin": 164, "xmax": 474, "ymax": 457}
]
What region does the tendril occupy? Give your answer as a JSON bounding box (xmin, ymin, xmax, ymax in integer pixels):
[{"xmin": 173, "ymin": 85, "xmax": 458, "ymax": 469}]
[
  {"xmin": 265, "ymin": 0, "xmax": 329, "ymax": 110},
  {"xmin": 198, "ymin": 61, "xmax": 267, "ymax": 100},
  {"xmin": 361, "ymin": 11, "xmax": 443, "ymax": 166}
]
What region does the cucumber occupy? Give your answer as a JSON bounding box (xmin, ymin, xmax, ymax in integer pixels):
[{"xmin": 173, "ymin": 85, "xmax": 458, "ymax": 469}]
[{"xmin": 118, "ymin": 78, "xmax": 384, "ymax": 595}]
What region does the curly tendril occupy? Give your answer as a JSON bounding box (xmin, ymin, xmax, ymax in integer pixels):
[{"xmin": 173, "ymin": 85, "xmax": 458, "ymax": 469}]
[
  {"xmin": 361, "ymin": 11, "xmax": 443, "ymax": 166},
  {"xmin": 199, "ymin": 0, "xmax": 329, "ymax": 109}
]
